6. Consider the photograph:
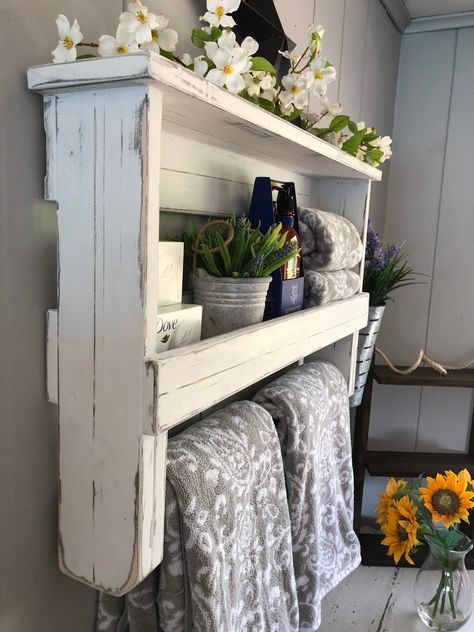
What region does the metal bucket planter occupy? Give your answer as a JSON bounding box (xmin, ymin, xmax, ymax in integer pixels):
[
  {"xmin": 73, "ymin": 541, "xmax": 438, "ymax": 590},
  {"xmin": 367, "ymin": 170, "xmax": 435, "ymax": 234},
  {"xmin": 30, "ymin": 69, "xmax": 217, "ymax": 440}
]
[
  {"xmin": 350, "ymin": 305, "xmax": 385, "ymax": 407},
  {"xmin": 192, "ymin": 269, "xmax": 272, "ymax": 339}
]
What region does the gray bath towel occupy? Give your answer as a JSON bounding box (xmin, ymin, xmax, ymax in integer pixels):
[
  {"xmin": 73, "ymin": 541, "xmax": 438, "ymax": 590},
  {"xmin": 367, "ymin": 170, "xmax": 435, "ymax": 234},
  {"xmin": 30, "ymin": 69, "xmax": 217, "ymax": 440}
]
[
  {"xmin": 304, "ymin": 269, "xmax": 360, "ymax": 307},
  {"xmin": 96, "ymin": 400, "xmax": 299, "ymax": 632},
  {"xmin": 299, "ymin": 208, "xmax": 363, "ymax": 271},
  {"xmin": 254, "ymin": 362, "xmax": 361, "ymax": 631}
]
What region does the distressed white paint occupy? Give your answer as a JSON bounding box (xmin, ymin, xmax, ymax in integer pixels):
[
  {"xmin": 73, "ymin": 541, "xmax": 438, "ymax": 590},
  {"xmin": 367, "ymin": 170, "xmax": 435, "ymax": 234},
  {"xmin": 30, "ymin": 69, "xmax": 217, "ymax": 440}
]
[
  {"xmin": 320, "ymin": 566, "xmax": 474, "ymax": 631},
  {"xmin": 29, "ymin": 54, "xmax": 378, "ymax": 594}
]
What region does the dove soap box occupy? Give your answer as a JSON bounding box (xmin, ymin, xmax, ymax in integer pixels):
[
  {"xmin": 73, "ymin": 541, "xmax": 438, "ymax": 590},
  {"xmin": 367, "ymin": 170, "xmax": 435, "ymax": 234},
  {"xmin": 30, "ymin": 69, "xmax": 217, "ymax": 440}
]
[
  {"xmin": 158, "ymin": 242, "xmax": 184, "ymax": 307},
  {"xmin": 155, "ymin": 304, "xmax": 202, "ymax": 353}
]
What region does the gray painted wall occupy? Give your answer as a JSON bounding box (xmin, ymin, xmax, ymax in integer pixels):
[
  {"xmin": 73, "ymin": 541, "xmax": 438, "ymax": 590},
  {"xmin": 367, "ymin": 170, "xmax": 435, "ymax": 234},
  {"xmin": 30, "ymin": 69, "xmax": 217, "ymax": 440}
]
[{"xmin": 0, "ymin": 1, "xmax": 399, "ymax": 629}]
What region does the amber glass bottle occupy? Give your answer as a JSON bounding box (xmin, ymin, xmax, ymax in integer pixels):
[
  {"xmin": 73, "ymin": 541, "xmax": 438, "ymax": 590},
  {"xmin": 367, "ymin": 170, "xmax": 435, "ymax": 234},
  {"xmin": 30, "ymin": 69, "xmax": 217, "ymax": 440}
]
[{"xmin": 275, "ymin": 192, "xmax": 301, "ymax": 280}]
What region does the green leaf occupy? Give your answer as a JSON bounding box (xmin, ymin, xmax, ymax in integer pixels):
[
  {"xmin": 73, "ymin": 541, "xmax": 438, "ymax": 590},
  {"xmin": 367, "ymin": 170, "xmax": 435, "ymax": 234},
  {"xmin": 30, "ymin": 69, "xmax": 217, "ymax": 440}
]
[
  {"xmin": 363, "ymin": 132, "xmax": 379, "ymax": 144},
  {"xmin": 364, "ymin": 148, "xmax": 384, "ymax": 166},
  {"xmin": 210, "ymin": 26, "xmax": 222, "ymax": 41},
  {"xmin": 191, "ymin": 28, "xmax": 213, "ymax": 48},
  {"xmin": 329, "ymin": 115, "xmax": 350, "ymax": 133},
  {"xmin": 342, "ymin": 129, "xmax": 366, "ymax": 155},
  {"xmin": 160, "ymin": 50, "xmax": 175, "ymax": 61},
  {"xmin": 283, "ymin": 108, "xmax": 302, "ymax": 122},
  {"xmin": 347, "ymin": 120, "xmax": 358, "ymax": 134},
  {"xmin": 77, "ymin": 53, "xmax": 97, "ymax": 60},
  {"xmin": 251, "ymin": 57, "xmax": 277, "ymax": 75},
  {"xmin": 257, "ymin": 97, "xmax": 276, "ymax": 113}
]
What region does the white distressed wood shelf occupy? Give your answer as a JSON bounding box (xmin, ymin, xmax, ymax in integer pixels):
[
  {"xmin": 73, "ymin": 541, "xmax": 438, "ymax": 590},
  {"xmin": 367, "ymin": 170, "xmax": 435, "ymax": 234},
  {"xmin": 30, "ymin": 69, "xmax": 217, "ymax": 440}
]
[{"xmin": 28, "ymin": 52, "xmax": 378, "ymax": 595}]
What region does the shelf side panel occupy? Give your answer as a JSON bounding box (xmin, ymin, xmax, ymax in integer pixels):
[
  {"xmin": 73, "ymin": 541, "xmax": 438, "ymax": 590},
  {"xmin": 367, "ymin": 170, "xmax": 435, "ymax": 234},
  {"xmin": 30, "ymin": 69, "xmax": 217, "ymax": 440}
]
[{"xmin": 53, "ymin": 84, "xmax": 162, "ymax": 594}]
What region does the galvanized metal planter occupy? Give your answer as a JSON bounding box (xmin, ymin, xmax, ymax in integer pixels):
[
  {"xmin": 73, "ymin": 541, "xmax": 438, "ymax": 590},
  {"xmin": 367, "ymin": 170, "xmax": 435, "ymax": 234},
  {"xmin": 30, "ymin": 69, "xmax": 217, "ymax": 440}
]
[{"xmin": 350, "ymin": 305, "xmax": 385, "ymax": 407}]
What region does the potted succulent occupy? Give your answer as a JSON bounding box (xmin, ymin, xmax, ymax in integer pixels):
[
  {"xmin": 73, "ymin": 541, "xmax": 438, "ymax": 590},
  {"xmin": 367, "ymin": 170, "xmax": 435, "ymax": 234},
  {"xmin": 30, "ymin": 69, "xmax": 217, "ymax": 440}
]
[
  {"xmin": 190, "ymin": 216, "xmax": 299, "ymax": 338},
  {"xmin": 350, "ymin": 221, "xmax": 422, "ymax": 406}
]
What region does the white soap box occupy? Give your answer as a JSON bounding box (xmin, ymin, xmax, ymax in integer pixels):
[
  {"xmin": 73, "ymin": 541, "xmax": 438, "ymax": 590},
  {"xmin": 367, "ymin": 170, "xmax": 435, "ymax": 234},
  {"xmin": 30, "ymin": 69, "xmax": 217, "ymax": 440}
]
[
  {"xmin": 155, "ymin": 304, "xmax": 202, "ymax": 353},
  {"xmin": 158, "ymin": 242, "xmax": 184, "ymax": 307}
]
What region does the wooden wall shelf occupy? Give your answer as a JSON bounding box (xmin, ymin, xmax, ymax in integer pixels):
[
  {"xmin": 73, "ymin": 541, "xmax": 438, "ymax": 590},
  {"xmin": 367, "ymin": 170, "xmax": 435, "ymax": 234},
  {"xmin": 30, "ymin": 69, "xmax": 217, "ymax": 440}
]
[
  {"xmin": 28, "ymin": 52, "xmax": 375, "ymax": 595},
  {"xmin": 374, "ymin": 365, "xmax": 474, "ymax": 388}
]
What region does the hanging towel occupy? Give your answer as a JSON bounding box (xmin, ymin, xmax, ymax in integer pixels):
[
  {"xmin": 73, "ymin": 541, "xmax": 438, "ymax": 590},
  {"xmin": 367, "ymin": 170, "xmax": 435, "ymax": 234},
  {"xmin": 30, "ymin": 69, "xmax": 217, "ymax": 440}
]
[
  {"xmin": 299, "ymin": 208, "xmax": 363, "ymax": 271},
  {"xmin": 96, "ymin": 400, "xmax": 299, "ymax": 632},
  {"xmin": 304, "ymin": 269, "xmax": 360, "ymax": 307},
  {"xmin": 254, "ymin": 362, "xmax": 361, "ymax": 631}
]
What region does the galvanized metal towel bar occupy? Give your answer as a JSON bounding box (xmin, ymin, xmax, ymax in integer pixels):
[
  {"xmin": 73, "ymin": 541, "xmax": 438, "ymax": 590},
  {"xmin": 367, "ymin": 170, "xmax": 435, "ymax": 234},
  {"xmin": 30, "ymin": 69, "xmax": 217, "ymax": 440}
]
[{"xmin": 28, "ymin": 52, "xmax": 379, "ymax": 595}]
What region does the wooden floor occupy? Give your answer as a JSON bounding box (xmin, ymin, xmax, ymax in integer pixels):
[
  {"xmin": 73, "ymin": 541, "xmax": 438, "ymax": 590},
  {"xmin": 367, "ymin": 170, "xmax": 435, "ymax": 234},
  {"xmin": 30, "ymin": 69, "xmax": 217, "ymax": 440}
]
[{"xmin": 319, "ymin": 566, "xmax": 474, "ymax": 631}]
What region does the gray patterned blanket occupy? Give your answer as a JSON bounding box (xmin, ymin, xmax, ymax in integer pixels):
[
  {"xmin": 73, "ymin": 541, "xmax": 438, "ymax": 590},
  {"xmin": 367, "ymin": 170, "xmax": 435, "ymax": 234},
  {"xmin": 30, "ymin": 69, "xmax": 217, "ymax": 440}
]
[
  {"xmin": 96, "ymin": 401, "xmax": 299, "ymax": 632},
  {"xmin": 254, "ymin": 362, "xmax": 361, "ymax": 631},
  {"xmin": 304, "ymin": 269, "xmax": 360, "ymax": 307},
  {"xmin": 299, "ymin": 208, "xmax": 363, "ymax": 271}
]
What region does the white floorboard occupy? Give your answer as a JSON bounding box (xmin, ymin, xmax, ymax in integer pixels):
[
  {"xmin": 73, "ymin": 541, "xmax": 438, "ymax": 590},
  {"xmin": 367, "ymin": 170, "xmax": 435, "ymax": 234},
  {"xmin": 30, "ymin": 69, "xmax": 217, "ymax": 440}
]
[{"xmin": 320, "ymin": 566, "xmax": 474, "ymax": 631}]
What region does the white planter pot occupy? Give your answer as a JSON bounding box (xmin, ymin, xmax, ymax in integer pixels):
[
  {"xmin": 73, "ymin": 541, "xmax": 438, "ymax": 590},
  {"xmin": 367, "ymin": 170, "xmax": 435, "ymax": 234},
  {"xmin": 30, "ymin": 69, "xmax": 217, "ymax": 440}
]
[
  {"xmin": 350, "ymin": 305, "xmax": 386, "ymax": 407},
  {"xmin": 192, "ymin": 270, "xmax": 272, "ymax": 339}
]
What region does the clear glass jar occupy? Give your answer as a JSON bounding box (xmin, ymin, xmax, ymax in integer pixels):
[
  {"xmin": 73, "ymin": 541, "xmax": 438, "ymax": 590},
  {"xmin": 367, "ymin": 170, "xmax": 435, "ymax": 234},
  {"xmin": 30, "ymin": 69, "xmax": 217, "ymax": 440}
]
[{"xmin": 414, "ymin": 534, "xmax": 473, "ymax": 631}]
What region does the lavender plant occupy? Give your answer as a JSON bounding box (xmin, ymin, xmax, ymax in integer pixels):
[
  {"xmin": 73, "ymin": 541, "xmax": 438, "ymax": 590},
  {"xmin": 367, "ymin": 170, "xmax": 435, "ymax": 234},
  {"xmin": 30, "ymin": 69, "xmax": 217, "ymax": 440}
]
[{"xmin": 363, "ymin": 221, "xmax": 422, "ymax": 306}]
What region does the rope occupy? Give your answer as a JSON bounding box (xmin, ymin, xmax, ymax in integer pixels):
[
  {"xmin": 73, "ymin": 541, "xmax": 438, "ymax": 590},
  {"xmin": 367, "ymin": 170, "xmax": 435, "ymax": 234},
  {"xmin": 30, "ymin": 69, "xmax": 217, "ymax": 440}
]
[
  {"xmin": 191, "ymin": 219, "xmax": 234, "ymax": 276},
  {"xmin": 375, "ymin": 347, "xmax": 474, "ymax": 376}
]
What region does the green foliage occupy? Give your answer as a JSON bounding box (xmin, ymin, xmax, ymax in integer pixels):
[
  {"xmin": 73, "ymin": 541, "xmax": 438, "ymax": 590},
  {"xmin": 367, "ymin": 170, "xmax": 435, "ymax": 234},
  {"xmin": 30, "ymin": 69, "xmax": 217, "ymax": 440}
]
[
  {"xmin": 364, "ymin": 251, "xmax": 422, "ymax": 306},
  {"xmin": 251, "ymin": 57, "xmax": 277, "ymax": 75},
  {"xmin": 187, "ymin": 216, "xmax": 299, "ymax": 278}
]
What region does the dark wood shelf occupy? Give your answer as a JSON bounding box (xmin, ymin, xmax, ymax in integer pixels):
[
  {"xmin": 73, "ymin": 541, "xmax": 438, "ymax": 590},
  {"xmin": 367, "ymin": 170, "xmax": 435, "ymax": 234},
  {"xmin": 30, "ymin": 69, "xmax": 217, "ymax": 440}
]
[
  {"xmin": 365, "ymin": 450, "xmax": 474, "ymax": 478},
  {"xmin": 373, "ymin": 365, "xmax": 474, "ymax": 388}
]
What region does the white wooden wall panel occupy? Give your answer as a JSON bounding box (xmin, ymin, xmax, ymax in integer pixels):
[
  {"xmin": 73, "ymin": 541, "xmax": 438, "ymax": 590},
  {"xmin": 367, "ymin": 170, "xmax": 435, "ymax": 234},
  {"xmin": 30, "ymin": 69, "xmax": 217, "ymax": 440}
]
[
  {"xmin": 360, "ymin": 0, "xmax": 401, "ymax": 231},
  {"xmin": 424, "ymin": 28, "xmax": 474, "ymax": 362},
  {"xmin": 365, "ymin": 27, "xmax": 474, "ymax": 518},
  {"xmin": 338, "ymin": 0, "xmax": 370, "ymax": 120},
  {"xmin": 313, "ymin": 0, "xmax": 346, "ymax": 105},
  {"xmin": 378, "ymin": 30, "xmax": 456, "ymax": 364}
]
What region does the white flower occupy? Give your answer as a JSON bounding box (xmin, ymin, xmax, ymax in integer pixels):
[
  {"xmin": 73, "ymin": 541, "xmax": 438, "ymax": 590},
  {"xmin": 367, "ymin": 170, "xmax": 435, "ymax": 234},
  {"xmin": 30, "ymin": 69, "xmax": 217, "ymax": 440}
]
[
  {"xmin": 206, "ymin": 46, "xmax": 251, "ymax": 94},
  {"xmin": 279, "ymin": 70, "xmax": 314, "ymax": 111},
  {"xmin": 205, "ymin": 29, "xmax": 237, "ymax": 57},
  {"xmin": 370, "ymin": 135, "xmax": 393, "ymax": 163},
  {"xmin": 98, "ymin": 27, "xmax": 139, "ymax": 57},
  {"xmin": 194, "ymin": 55, "xmax": 209, "ymax": 77},
  {"xmin": 180, "ymin": 53, "xmax": 193, "ymax": 66},
  {"xmin": 141, "ymin": 15, "xmax": 178, "ymax": 53},
  {"xmin": 200, "ymin": 0, "xmax": 241, "ymax": 28},
  {"xmin": 241, "ymin": 36, "xmax": 258, "ymax": 56},
  {"xmin": 51, "ymin": 15, "xmax": 83, "ymax": 63},
  {"xmin": 119, "ymin": 1, "xmax": 158, "ymax": 44},
  {"xmin": 325, "ymin": 131, "xmax": 344, "ymax": 148},
  {"xmin": 308, "ymin": 24, "xmax": 325, "ymax": 50},
  {"xmin": 243, "ymin": 71, "xmax": 276, "ymax": 99},
  {"xmin": 321, "ymin": 96, "xmax": 343, "ymax": 115},
  {"xmin": 310, "ymin": 57, "xmax": 336, "ymax": 97},
  {"xmin": 357, "ymin": 121, "xmax": 366, "ymax": 130},
  {"xmin": 279, "ymin": 49, "xmax": 311, "ymax": 66}
]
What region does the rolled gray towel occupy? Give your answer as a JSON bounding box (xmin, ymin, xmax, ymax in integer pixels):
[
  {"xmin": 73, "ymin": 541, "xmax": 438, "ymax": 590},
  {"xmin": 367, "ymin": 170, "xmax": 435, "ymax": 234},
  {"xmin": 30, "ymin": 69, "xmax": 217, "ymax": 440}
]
[
  {"xmin": 304, "ymin": 269, "xmax": 361, "ymax": 307},
  {"xmin": 298, "ymin": 219, "xmax": 316, "ymax": 255},
  {"xmin": 299, "ymin": 208, "xmax": 363, "ymax": 271}
]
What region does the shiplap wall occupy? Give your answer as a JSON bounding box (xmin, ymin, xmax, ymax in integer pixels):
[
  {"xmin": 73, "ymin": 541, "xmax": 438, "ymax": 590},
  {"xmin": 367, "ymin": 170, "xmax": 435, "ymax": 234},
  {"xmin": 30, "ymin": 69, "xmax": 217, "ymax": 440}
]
[
  {"xmin": 362, "ymin": 26, "xmax": 474, "ymax": 518},
  {"xmin": 0, "ymin": 1, "xmax": 399, "ymax": 630}
]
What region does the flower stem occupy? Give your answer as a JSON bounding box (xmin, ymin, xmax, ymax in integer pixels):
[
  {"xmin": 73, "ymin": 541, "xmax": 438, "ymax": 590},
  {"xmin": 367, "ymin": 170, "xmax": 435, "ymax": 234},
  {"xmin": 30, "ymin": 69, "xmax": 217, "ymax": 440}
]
[{"xmin": 77, "ymin": 42, "xmax": 99, "ymax": 48}]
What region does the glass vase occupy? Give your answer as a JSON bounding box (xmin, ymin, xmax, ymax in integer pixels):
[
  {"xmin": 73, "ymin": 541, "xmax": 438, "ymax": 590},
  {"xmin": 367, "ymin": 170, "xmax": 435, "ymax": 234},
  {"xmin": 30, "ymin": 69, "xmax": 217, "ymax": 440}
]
[{"xmin": 414, "ymin": 535, "xmax": 473, "ymax": 631}]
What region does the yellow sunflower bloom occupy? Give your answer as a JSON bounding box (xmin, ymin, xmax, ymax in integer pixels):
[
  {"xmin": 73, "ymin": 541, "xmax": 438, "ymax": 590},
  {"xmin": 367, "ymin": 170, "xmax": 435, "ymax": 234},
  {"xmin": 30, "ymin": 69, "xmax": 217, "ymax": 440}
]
[
  {"xmin": 420, "ymin": 471, "xmax": 474, "ymax": 528},
  {"xmin": 375, "ymin": 478, "xmax": 407, "ymax": 527},
  {"xmin": 381, "ymin": 495, "xmax": 420, "ymax": 565}
]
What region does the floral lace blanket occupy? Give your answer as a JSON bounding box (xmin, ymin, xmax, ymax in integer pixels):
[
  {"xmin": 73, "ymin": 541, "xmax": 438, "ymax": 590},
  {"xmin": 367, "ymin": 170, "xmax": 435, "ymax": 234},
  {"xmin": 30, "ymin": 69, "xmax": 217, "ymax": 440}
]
[
  {"xmin": 96, "ymin": 400, "xmax": 298, "ymax": 632},
  {"xmin": 254, "ymin": 361, "xmax": 361, "ymax": 631},
  {"xmin": 304, "ymin": 269, "xmax": 360, "ymax": 307}
]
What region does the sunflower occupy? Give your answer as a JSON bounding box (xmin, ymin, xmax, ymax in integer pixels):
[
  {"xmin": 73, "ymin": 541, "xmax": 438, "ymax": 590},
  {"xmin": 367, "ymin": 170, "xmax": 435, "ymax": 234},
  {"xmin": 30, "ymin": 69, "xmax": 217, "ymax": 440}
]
[
  {"xmin": 420, "ymin": 471, "xmax": 474, "ymax": 528},
  {"xmin": 375, "ymin": 478, "xmax": 408, "ymax": 527},
  {"xmin": 381, "ymin": 495, "xmax": 420, "ymax": 565},
  {"xmin": 445, "ymin": 468, "xmax": 472, "ymax": 485}
]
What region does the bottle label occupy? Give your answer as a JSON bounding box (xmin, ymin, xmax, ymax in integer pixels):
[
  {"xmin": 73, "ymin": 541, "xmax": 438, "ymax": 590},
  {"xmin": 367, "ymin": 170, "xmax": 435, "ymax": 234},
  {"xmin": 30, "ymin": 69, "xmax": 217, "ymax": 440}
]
[{"xmin": 285, "ymin": 235, "xmax": 300, "ymax": 280}]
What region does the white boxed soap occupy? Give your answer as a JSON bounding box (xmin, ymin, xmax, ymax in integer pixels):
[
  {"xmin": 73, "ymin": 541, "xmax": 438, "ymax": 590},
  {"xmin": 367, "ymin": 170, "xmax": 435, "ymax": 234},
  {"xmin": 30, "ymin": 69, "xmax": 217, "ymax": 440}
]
[
  {"xmin": 158, "ymin": 242, "xmax": 184, "ymax": 307},
  {"xmin": 155, "ymin": 303, "xmax": 202, "ymax": 352}
]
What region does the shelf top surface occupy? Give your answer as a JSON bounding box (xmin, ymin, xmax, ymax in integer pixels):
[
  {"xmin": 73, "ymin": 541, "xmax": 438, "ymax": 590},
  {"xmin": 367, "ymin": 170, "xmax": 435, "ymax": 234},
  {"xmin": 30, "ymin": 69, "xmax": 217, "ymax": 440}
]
[
  {"xmin": 374, "ymin": 364, "xmax": 474, "ymax": 387},
  {"xmin": 27, "ymin": 53, "xmax": 382, "ymax": 182}
]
